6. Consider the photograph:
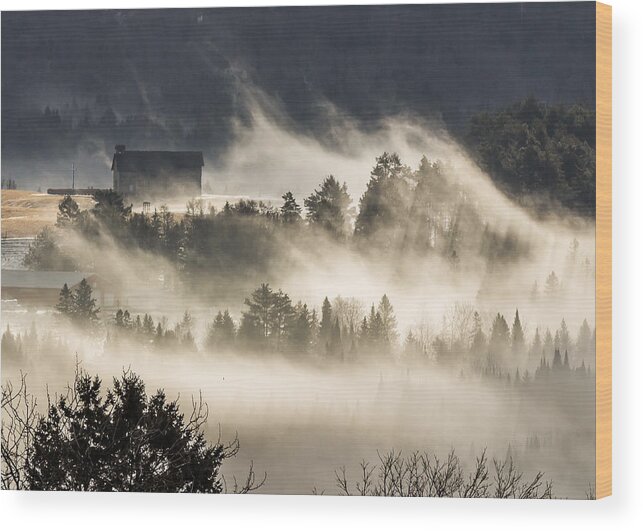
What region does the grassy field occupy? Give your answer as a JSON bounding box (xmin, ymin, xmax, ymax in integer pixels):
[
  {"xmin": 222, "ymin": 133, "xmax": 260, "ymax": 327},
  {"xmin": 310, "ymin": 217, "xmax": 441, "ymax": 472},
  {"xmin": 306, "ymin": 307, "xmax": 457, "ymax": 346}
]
[{"xmin": 1, "ymin": 190, "xmax": 94, "ymax": 238}]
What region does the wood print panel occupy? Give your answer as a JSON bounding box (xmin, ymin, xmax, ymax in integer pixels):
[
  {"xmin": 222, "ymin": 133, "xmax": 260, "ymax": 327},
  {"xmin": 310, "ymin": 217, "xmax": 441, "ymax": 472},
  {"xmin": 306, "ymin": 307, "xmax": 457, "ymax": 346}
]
[{"xmin": 1, "ymin": 2, "xmax": 609, "ymax": 499}]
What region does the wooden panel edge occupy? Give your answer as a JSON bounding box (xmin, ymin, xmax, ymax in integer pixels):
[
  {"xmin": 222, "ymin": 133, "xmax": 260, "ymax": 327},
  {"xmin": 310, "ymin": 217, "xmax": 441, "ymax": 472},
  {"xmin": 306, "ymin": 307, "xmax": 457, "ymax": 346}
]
[{"xmin": 595, "ymin": 1, "xmax": 612, "ymax": 500}]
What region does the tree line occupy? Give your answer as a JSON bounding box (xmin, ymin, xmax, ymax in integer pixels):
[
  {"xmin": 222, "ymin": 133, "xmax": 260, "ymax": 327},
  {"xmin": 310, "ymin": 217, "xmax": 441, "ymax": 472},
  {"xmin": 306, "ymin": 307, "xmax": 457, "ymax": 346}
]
[
  {"xmin": 38, "ymin": 277, "xmax": 596, "ymax": 380},
  {"xmin": 24, "ymin": 150, "xmax": 532, "ymax": 281},
  {"xmin": 107, "ymin": 284, "xmax": 399, "ymax": 361}
]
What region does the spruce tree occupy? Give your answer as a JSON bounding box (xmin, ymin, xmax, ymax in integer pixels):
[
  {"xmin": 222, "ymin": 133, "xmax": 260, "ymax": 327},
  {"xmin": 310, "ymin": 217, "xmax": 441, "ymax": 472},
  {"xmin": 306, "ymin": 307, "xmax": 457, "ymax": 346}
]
[
  {"xmin": 470, "ymin": 311, "xmax": 486, "ymax": 356},
  {"xmin": 304, "ymin": 176, "xmax": 352, "ymax": 238},
  {"xmin": 377, "ymin": 294, "xmax": 398, "ymax": 347},
  {"xmin": 354, "ymin": 153, "xmax": 411, "ymax": 248},
  {"xmin": 289, "ymin": 303, "xmax": 314, "ymax": 354},
  {"xmin": 72, "ymin": 279, "xmax": 100, "ymax": 326},
  {"xmin": 511, "ymin": 309, "xmax": 525, "ymax": 356},
  {"xmin": 576, "ymin": 318, "xmax": 592, "ymax": 363},
  {"xmin": 529, "ymin": 327, "xmax": 542, "ymax": 360},
  {"xmin": 280, "ymin": 191, "xmax": 302, "ymax": 223},
  {"xmin": 319, "ymin": 297, "xmax": 333, "ymax": 347},
  {"xmin": 544, "ymin": 271, "xmax": 560, "ymax": 296},
  {"xmin": 56, "ymin": 283, "xmax": 75, "ymax": 317},
  {"xmin": 489, "ymin": 313, "xmax": 510, "ymax": 358},
  {"xmin": 243, "ymin": 284, "xmax": 277, "ymax": 340},
  {"xmin": 558, "ymin": 319, "xmax": 571, "ymax": 358}
]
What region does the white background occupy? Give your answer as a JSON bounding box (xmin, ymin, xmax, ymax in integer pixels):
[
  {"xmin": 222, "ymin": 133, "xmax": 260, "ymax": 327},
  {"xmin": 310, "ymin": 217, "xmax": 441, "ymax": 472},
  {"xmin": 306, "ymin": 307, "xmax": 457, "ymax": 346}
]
[{"xmin": 0, "ymin": 0, "xmax": 640, "ymax": 528}]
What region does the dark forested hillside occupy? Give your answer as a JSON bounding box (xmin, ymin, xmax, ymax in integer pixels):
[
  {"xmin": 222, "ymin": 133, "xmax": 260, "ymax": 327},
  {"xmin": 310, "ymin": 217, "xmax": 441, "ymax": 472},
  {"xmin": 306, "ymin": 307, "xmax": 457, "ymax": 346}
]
[{"xmin": 465, "ymin": 98, "xmax": 595, "ymax": 217}]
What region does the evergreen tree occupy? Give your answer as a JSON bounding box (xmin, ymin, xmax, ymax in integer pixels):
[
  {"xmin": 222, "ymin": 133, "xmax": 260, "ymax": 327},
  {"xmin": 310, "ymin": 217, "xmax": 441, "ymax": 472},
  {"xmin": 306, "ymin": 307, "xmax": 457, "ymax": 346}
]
[
  {"xmin": 327, "ymin": 317, "xmax": 343, "ymax": 358},
  {"xmin": 470, "ymin": 311, "xmax": 486, "ymax": 357},
  {"xmin": 576, "ymin": 318, "xmax": 592, "ymax": 364},
  {"xmin": 511, "ymin": 309, "xmax": 525, "ymax": 356},
  {"xmin": 368, "ymin": 308, "xmax": 386, "ymax": 352},
  {"xmin": 529, "ymin": 327, "xmax": 542, "ymax": 361},
  {"xmin": 91, "ymin": 189, "xmax": 132, "ymax": 228},
  {"xmin": 280, "ymin": 191, "xmax": 302, "ymax": 223},
  {"xmin": 206, "ymin": 310, "xmax": 236, "ymax": 350},
  {"xmin": 142, "ymin": 314, "xmax": 155, "ymax": 336},
  {"xmin": 25, "ymin": 370, "xmax": 233, "ymax": 492},
  {"xmin": 489, "ymin": 313, "xmax": 510, "ymax": 359},
  {"xmin": 1, "ymin": 325, "xmax": 21, "ymax": 359},
  {"xmin": 354, "ymin": 153, "xmax": 411, "ymax": 248},
  {"xmin": 304, "ymin": 176, "xmax": 352, "ymax": 238},
  {"xmin": 56, "ymin": 283, "xmax": 75, "ymax": 317},
  {"xmin": 271, "ymin": 290, "xmax": 295, "ymax": 351},
  {"xmin": 243, "ymin": 284, "xmax": 277, "ymax": 340},
  {"xmin": 544, "ymin": 271, "xmax": 560, "ymax": 296},
  {"xmin": 542, "ymin": 328, "xmax": 554, "ymax": 359},
  {"xmin": 71, "ymin": 279, "xmax": 100, "ymax": 326},
  {"xmin": 359, "ymin": 316, "xmax": 370, "ymax": 350},
  {"xmin": 289, "ymin": 303, "xmax": 314, "ymax": 354},
  {"xmin": 558, "ymin": 319, "xmax": 571, "ymax": 358},
  {"xmin": 23, "ymin": 227, "xmax": 76, "ymax": 271},
  {"xmin": 56, "ymin": 195, "xmax": 81, "ymax": 227},
  {"xmin": 377, "ymin": 294, "xmax": 398, "ymax": 347},
  {"xmin": 319, "ymin": 297, "xmax": 333, "ymax": 347}
]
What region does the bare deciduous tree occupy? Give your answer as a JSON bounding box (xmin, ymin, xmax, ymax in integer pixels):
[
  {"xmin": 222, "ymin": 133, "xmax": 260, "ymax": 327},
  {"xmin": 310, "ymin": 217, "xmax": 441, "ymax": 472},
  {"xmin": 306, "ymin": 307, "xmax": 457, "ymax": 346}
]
[
  {"xmin": 1, "ymin": 373, "xmax": 38, "ymax": 490},
  {"xmin": 334, "ymin": 449, "xmax": 553, "ymax": 499}
]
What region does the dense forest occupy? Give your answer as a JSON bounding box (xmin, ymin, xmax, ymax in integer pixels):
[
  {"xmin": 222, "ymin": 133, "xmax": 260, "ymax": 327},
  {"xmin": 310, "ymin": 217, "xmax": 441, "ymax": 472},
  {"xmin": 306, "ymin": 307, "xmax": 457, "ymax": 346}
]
[{"xmin": 465, "ymin": 98, "xmax": 595, "ymax": 216}]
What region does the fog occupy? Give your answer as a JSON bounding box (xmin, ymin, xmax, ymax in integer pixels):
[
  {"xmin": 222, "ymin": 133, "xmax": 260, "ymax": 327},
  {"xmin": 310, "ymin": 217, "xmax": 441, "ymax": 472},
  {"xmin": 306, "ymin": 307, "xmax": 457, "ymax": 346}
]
[{"xmin": 1, "ymin": 92, "xmax": 595, "ymax": 497}]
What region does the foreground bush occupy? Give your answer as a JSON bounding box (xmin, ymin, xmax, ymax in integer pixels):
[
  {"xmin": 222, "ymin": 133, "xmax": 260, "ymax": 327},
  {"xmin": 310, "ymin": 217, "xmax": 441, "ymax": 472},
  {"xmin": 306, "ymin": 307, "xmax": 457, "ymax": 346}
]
[{"xmin": 1, "ymin": 370, "xmax": 263, "ymax": 493}]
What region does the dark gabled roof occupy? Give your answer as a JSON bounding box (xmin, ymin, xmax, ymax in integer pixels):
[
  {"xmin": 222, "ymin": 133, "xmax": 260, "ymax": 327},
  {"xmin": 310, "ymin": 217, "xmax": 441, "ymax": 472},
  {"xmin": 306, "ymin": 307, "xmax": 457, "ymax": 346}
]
[{"xmin": 111, "ymin": 151, "xmax": 204, "ymax": 172}]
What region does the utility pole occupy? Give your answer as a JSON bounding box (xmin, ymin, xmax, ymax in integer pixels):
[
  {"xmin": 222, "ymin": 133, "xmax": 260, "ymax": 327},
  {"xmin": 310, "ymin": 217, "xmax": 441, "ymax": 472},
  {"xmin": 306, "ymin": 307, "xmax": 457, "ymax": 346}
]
[{"xmin": 72, "ymin": 163, "xmax": 75, "ymax": 190}]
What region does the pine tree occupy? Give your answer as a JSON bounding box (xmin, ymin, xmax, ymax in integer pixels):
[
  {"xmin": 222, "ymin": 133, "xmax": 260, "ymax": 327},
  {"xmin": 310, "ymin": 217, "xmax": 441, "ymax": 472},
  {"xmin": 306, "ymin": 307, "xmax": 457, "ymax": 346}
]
[
  {"xmin": 304, "ymin": 176, "xmax": 352, "ymax": 238},
  {"xmin": 542, "ymin": 328, "xmax": 554, "ymax": 359},
  {"xmin": 377, "ymin": 294, "xmax": 398, "ymax": 347},
  {"xmin": 280, "ymin": 191, "xmax": 302, "ymax": 224},
  {"xmin": 319, "ymin": 297, "xmax": 333, "ymax": 347},
  {"xmin": 142, "ymin": 314, "xmax": 155, "ymax": 336},
  {"xmin": 354, "ymin": 153, "xmax": 411, "ymax": 248},
  {"xmin": 71, "ymin": 279, "xmax": 100, "ymax": 326},
  {"xmin": 470, "ymin": 311, "xmax": 486, "ymax": 356},
  {"xmin": 529, "ymin": 327, "xmax": 542, "ymax": 360},
  {"xmin": 56, "ymin": 195, "xmax": 81, "ymax": 227},
  {"xmin": 56, "ymin": 283, "xmax": 75, "ymax": 317},
  {"xmin": 1, "ymin": 325, "xmax": 21, "ymax": 358},
  {"xmin": 511, "ymin": 309, "xmax": 525, "ymax": 356},
  {"xmin": 558, "ymin": 319, "xmax": 571, "ymax": 358},
  {"xmin": 576, "ymin": 318, "xmax": 592, "ymax": 363},
  {"xmin": 544, "ymin": 271, "xmax": 560, "ymax": 296},
  {"xmin": 489, "ymin": 313, "xmax": 510, "ymax": 359},
  {"xmin": 359, "ymin": 316, "xmax": 370, "ymax": 350},
  {"xmin": 327, "ymin": 317, "xmax": 343, "ymax": 358},
  {"xmin": 368, "ymin": 309, "xmax": 386, "ymax": 352},
  {"xmin": 271, "ymin": 290, "xmax": 295, "ymax": 351},
  {"xmin": 289, "ymin": 303, "xmax": 314, "ymax": 354},
  {"xmin": 243, "ymin": 284, "xmax": 277, "ymax": 340}
]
